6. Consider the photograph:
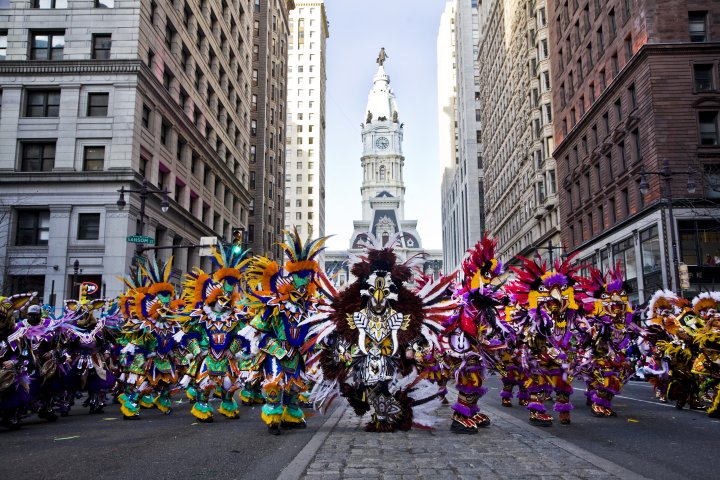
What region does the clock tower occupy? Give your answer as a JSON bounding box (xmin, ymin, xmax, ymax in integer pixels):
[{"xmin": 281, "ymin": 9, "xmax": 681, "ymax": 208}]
[{"xmin": 349, "ymin": 51, "xmax": 422, "ymax": 252}]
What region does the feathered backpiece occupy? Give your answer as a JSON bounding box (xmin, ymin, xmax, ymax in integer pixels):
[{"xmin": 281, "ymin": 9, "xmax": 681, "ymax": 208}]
[
  {"xmin": 580, "ymin": 262, "xmax": 632, "ymax": 320},
  {"xmin": 0, "ymin": 292, "xmax": 37, "ymax": 330},
  {"xmin": 281, "ymin": 227, "xmax": 330, "ymax": 291},
  {"xmin": 508, "ymin": 253, "xmax": 583, "ymax": 312},
  {"xmin": 333, "ymin": 233, "xmax": 424, "ymax": 345},
  {"xmin": 117, "ymin": 267, "xmax": 149, "ymax": 319},
  {"xmin": 182, "ymin": 268, "xmax": 234, "ymax": 310},
  {"xmin": 211, "ymin": 244, "xmax": 251, "ymax": 295},
  {"xmin": 647, "ymin": 289, "xmax": 679, "ymax": 321},
  {"xmin": 462, "ymin": 232, "xmax": 505, "ymax": 291},
  {"xmin": 692, "ymin": 292, "xmax": 720, "ymax": 316}
]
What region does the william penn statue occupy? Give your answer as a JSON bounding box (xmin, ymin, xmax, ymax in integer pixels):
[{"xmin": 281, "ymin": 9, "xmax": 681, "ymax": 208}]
[{"xmin": 376, "ymin": 47, "xmax": 388, "ymax": 66}]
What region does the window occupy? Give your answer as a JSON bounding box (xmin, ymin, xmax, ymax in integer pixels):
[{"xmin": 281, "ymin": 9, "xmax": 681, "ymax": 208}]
[
  {"xmin": 694, "ymin": 64, "xmax": 714, "ymax": 91},
  {"xmin": 34, "ymin": 0, "xmax": 68, "ymax": 8},
  {"xmin": 625, "ymin": 35, "xmax": 633, "ymax": 60},
  {"xmin": 16, "ymin": 210, "xmax": 50, "ymax": 246},
  {"xmin": 26, "ymin": 89, "xmax": 60, "ymax": 117},
  {"xmin": 94, "ymin": 0, "xmax": 113, "ymax": 8},
  {"xmin": 142, "ymin": 104, "xmax": 151, "ymax": 129},
  {"xmin": 699, "ymin": 111, "xmax": 719, "ymax": 145},
  {"xmin": 597, "ymin": 26, "xmax": 604, "ymax": 51},
  {"xmin": 83, "ymin": 146, "xmax": 104, "ymax": 171},
  {"xmin": 160, "ymin": 118, "xmax": 170, "ymax": 145},
  {"xmin": 609, "ymin": 9, "xmax": 617, "ymax": 37},
  {"xmin": 689, "ymin": 11, "xmax": 708, "ymax": 42},
  {"xmin": 627, "ymin": 83, "xmax": 637, "ymax": 109},
  {"xmin": 21, "ymin": 142, "xmax": 55, "ymax": 171},
  {"xmin": 621, "ymin": 188, "xmax": 630, "ymax": 218},
  {"xmin": 0, "ymin": 33, "xmax": 6, "ymax": 60},
  {"xmin": 641, "ymin": 226, "xmax": 662, "ymax": 293},
  {"xmin": 295, "ymin": 212, "xmax": 302, "ymax": 220},
  {"xmin": 77, "ymin": 213, "xmax": 100, "ymax": 240},
  {"xmin": 87, "ymin": 92, "xmax": 109, "ymax": 116},
  {"xmin": 31, "ymin": 32, "xmax": 64, "ymax": 60},
  {"xmin": 632, "ymin": 128, "xmax": 642, "ymax": 162}
]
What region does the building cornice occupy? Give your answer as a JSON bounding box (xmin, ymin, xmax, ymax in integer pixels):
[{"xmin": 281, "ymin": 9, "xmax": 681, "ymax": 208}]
[
  {"xmin": 0, "ymin": 60, "xmax": 144, "ymax": 76},
  {"xmin": 555, "ymin": 42, "xmax": 720, "ymax": 154}
]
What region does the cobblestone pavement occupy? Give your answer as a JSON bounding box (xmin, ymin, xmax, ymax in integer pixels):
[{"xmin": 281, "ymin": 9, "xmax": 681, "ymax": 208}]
[{"xmin": 282, "ymin": 395, "xmax": 648, "ymax": 480}]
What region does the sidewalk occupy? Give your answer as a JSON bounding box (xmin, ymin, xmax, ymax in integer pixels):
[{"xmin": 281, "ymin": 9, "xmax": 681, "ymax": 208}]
[{"xmin": 277, "ymin": 392, "xmax": 649, "ymax": 480}]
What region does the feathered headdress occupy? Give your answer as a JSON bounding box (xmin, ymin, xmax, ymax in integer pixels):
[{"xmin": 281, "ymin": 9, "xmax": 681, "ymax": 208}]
[
  {"xmin": 692, "ymin": 292, "xmax": 720, "ymax": 315},
  {"xmin": 461, "ymin": 232, "xmax": 505, "ymax": 291},
  {"xmin": 211, "ymin": 244, "xmax": 251, "ymax": 293},
  {"xmin": 507, "ymin": 254, "xmax": 583, "ymax": 311}
]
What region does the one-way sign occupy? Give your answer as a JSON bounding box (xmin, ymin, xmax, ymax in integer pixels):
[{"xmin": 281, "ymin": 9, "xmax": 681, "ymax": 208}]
[{"xmin": 127, "ymin": 235, "xmax": 155, "ymax": 244}]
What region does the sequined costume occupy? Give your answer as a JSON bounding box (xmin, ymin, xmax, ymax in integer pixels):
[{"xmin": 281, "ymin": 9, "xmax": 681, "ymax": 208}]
[
  {"xmin": 179, "ymin": 248, "xmax": 248, "ymax": 423},
  {"xmin": 507, "ymin": 256, "xmax": 585, "ymax": 426},
  {"xmin": 440, "ymin": 233, "xmax": 509, "ymax": 434},
  {"xmin": 117, "ymin": 258, "xmax": 187, "ymax": 419},
  {"xmin": 0, "ymin": 294, "xmax": 36, "ymax": 429},
  {"xmin": 576, "ymin": 265, "xmax": 639, "ymax": 417},
  {"xmin": 58, "ymin": 289, "xmax": 117, "ymax": 414},
  {"xmin": 304, "ymin": 234, "xmax": 455, "ymax": 432},
  {"xmin": 241, "ymin": 229, "xmax": 330, "ymax": 434},
  {"xmin": 690, "ymin": 293, "xmax": 720, "ymax": 417}
]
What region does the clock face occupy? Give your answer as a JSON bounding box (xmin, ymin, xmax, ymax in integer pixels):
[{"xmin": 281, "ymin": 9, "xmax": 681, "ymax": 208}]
[{"xmin": 375, "ymin": 137, "xmax": 389, "ymax": 149}]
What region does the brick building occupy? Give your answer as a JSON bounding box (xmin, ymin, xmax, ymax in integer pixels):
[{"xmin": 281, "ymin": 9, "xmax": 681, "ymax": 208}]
[{"xmin": 550, "ymin": 0, "xmax": 720, "ymax": 302}]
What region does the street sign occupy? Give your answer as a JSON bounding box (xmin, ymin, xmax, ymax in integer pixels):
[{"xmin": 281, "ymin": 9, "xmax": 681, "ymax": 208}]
[{"xmin": 126, "ymin": 235, "xmax": 155, "ymax": 244}]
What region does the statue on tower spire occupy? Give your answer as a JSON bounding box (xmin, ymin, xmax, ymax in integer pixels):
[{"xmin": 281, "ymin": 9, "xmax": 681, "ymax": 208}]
[{"xmin": 376, "ymin": 47, "xmax": 388, "ymax": 66}]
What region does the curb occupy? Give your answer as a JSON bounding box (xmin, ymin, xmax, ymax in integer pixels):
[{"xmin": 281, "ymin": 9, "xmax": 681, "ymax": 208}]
[
  {"xmin": 276, "ymin": 403, "xmax": 348, "ymax": 480},
  {"xmin": 479, "ymin": 399, "xmax": 652, "ymax": 480}
]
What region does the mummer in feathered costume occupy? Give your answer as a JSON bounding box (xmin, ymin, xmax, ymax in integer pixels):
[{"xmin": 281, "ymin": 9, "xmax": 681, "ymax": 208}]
[
  {"xmin": 304, "ymin": 233, "xmax": 456, "ymax": 432},
  {"xmin": 576, "ymin": 264, "xmax": 640, "ymax": 417},
  {"xmin": 507, "ymin": 255, "xmax": 585, "ymax": 426},
  {"xmin": 116, "ymin": 258, "xmax": 187, "ymax": 419},
  {"xmin": 178, "ymin": 245, "xmax": 249, "ymax": 423},
  {"xmin": 440, "ymin": 233, "xmax": 509, "ymax": 434},
  {"xmin": 241, "ymin": 228, "xmax": 331, "ymax": 435}
]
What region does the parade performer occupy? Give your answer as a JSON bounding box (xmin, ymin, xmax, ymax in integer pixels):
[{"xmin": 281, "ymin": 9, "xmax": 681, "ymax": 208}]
[
  {"xmin": 241, "ymin": 229, "xmax": 331, "ymax": 434},
  {"xmin": 577, "ymin": 265, "xmax": 639, "ymax": 417},
  {"xmin": 60, "ymin": 286, "xmax": 118, "ymax": 414},
  {"xmin": 0, "ymin": 293, "xmax": 36, "ymax": 429},
  {"xmin": 23, "ymin": 304, "xmax": 71, "ymax": 421},
  {"xmin": 498, "ymin": 296, "xmax": 530, "ymax": 408},
  {"xmin": 440, "ymin": 234, "xmax": 509, "ymax": 433},
  {"xmin": 690, "ymin": 293, "xmax": 720, "ymax": 416},
  {"xmin": 639, "ymin": 290, "xmax": 679, "ymax": 403},
  {"xmin": 178, "ymin": 246, "xmax": 248, "ymax": 423},
  {"xmin": 304, "ymin": 234, "xmax": 456, "ymax": 432},
  {"xmin": 507, "ymin": 256, "xmax": 585, "ymax": 426},
  {"xmin": 117, "ymin": 258, "xmax": 187, "ymax": 419}
]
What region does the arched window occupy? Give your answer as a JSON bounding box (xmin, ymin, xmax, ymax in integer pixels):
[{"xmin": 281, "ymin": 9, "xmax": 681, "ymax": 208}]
[{"xmin": 379, "ymin": 165, "xmax": 386, "ymax": 181}]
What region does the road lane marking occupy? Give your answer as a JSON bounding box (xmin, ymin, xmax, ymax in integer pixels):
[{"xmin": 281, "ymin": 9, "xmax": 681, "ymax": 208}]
[{"xmin": 54, "ymin": 435, "xmax": 80, "ymax": 441}]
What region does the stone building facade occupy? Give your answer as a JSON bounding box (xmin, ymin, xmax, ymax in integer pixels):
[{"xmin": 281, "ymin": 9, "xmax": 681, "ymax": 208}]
[
  {"xmin": 439, "ymin": 0, "xmax": 485, "ymax": 272},
  {"xmin": 248, "ymin": 0, "xmax": 292, "ymax": 259},
  {"xmin": 284, "ymin": 0, "xmax": 328, "ymax": 241},
  {"xmin": 0, "ymin": 0, "xmax": 256, "ymax": 302},
  {"xmin": 477, "ymin": 0, "xmax": 560, "ymax": 266},
  {"xmin": 551, "ymin": 0, "xmax": 720, "ymax": 302}
]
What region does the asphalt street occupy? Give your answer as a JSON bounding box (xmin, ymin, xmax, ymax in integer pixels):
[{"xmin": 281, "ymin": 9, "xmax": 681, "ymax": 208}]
[
  {"xmin": 3, "ymin": 379, "xmax": 719, "ymax": 480},
  {"xmin": 480, "ymin": 375, "xmax": 720, "ymax": 480},
  {"xmin": 0, "ymin": 397, "xmax": 331, "ymax": 480}
]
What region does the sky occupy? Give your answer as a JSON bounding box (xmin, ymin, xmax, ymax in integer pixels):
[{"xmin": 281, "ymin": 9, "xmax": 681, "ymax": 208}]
[{"xmin": 322, "ymin": 0, "xmax": 448, "ymax": 250}]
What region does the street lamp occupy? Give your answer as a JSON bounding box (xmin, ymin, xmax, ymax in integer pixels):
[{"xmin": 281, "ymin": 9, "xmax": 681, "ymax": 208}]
[
  {"xmin": 116, "ymin": 178, "xmax": 171, "ymax": 255},
  {"xmin": 639, "ymin": 161, "xmax": 696, "ymax": 294}
]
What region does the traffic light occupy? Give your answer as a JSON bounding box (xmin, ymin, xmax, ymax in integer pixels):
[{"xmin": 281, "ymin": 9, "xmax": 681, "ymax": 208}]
[{"xmin": 231, "ymin": 228, "xmax": 244, "ymax": 254}]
